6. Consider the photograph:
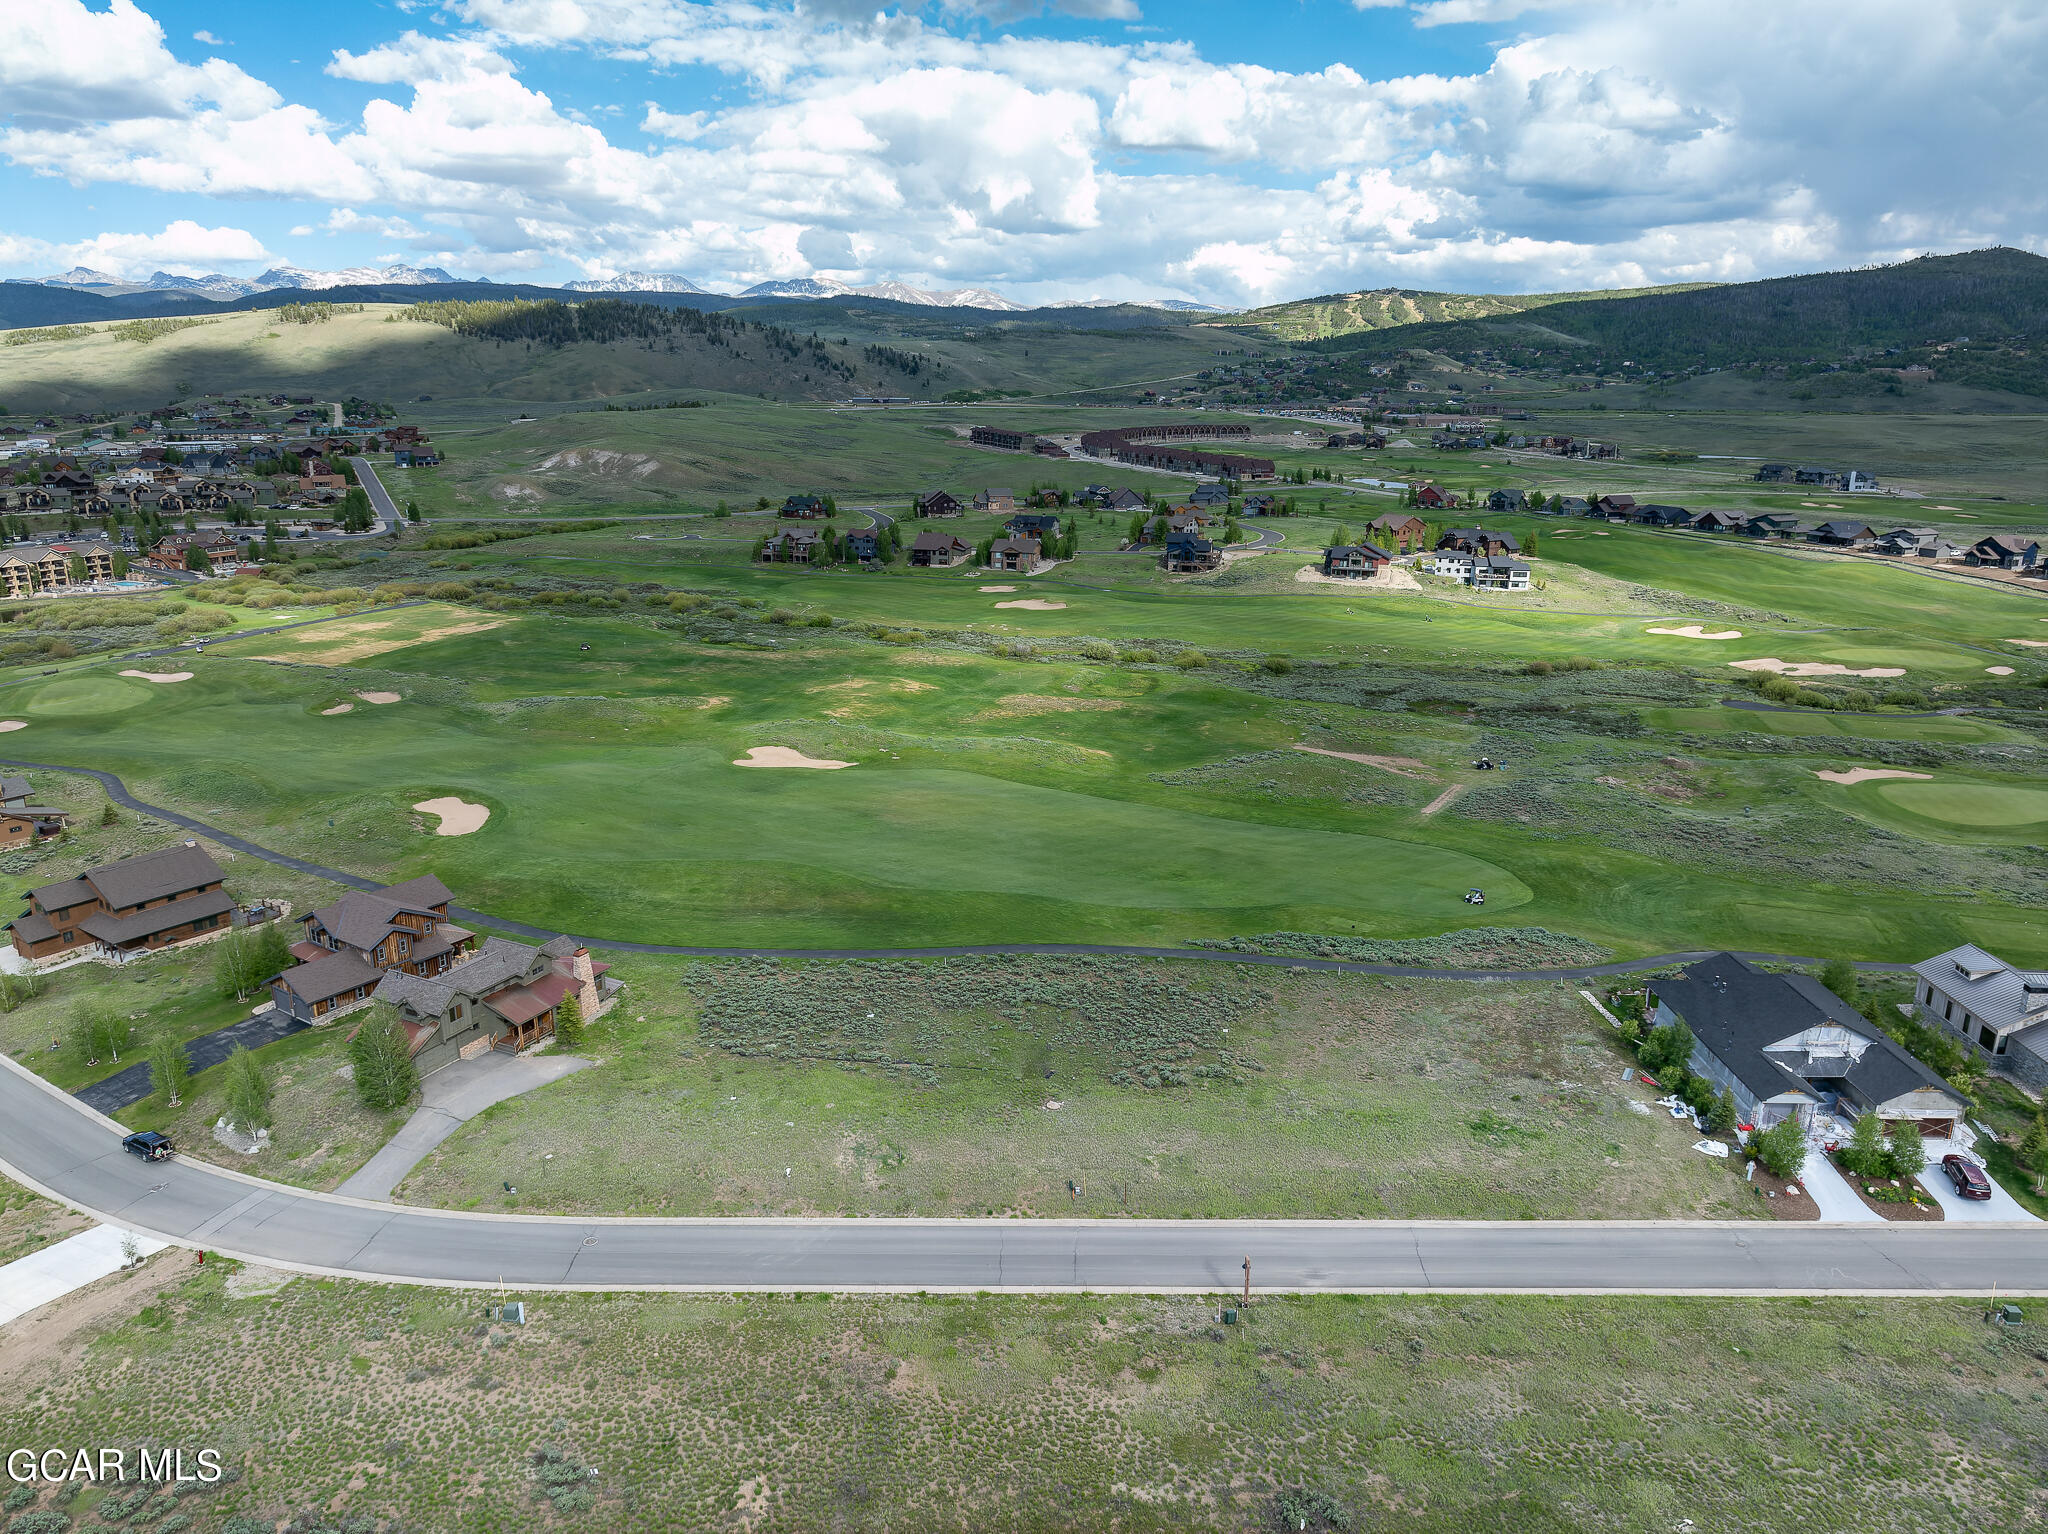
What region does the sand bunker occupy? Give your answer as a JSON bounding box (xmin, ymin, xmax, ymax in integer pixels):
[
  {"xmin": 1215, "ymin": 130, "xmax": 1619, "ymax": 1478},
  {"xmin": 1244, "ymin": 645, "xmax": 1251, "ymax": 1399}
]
[
  {"xmin": 356, "ymin": 691, "xmax": 402, "ymax": 705},
  {"xmin": 734, "ymin": 746, "xmax": 854, "ymax": 770},
  {"xmin": 1728, "ymin": 658, "xmax": 1906, "ymax": 678},
  {"xmin": 1816, "ymin": 768, "xmax": 1934, "ymax": 786},
  {"xmin": 320, "ymin": 703, "xmax": 354, "ymax": 716},
  {"xmin": 120, "ymin": 670, "xmax": 194, "ymax": 683},
  {"xmin": 1987, "ymin": 666, "xmax": 2015, "ymax": 676},
  {"xmin": 1935, "ymin": 504, "xmax": 1962, "ymax": 510},
  {"xmin": 2008, "ymin": 639, "xmax": 2048, "ymax": 648},
  {"xmin": 1293, "ymin": 744, "xmax": 1435, "ymax": 780},
  {"xmin": 980, "ymin": 585, "xmax": 1018, "ymax": 592},
  {"xmin": 0, "ymin": 721, "xmax": 25, "ymax": 733},
  {"xmin": 413, "ymin": 796, "xmax": 490, "ymax": 836},
  {"xmin": 994, "ymin": 599, "xmax": 1067, "ymax": 611},
  {"xmin": 1646, "ymin": 625, "xmax": 1743, "ymax": 640}
]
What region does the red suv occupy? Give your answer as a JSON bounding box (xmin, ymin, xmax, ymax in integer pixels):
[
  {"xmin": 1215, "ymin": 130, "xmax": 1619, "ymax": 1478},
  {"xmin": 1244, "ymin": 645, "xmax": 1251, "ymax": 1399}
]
[{"xmin": 1941, "ymin": 1154, "xmax": 1993, "ymax": 1201}]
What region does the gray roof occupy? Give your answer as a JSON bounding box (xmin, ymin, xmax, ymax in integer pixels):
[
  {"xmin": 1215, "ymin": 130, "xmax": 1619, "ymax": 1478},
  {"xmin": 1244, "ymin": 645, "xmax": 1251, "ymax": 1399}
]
[
  {"xmin": 27, "ymin": 876, "xmax": 94, "ymax": 912},
  {"xmin": 303, "ymin": 874, "xmax": 453, "ymax": 952},
  {"xmin": 79, "ymin": 887, "xmax": 235, "ymax": 945},
  {"xmin": 1658, "ymin": 953, "xmax": 1964, "ymax": 1115},
  {"xmin": 0, "ymin": 776, "xmax": 28, "ymax": 803},
  {"xmin": 1912, "ymin": 944, "xmax": 2048, "ymax": 1038},
  {"xmin": 376, "ymin": 935, "xmax": 555, "ymax": 1019},
  {"xmin": 8, "ymin": 912, "xmax": 56, "ymax": 944},
  {"xmin": 910, "ymin": 529, "xmax": 967, "ymax": 551},
  {"xmin": 71, "ymin": 842, "xmax": 224, "ymax": 912},
  {"xmin": 276, "ymin": 947, "xmax": 383, "ymax": 1005}
]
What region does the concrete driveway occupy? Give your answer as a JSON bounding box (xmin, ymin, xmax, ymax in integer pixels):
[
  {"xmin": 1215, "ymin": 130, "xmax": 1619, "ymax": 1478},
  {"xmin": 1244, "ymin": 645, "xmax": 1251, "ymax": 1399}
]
[
  {"xmin": 1795, "ymin": 1143, "xmax": 1882, "ymax": 1222},
  {"xmin": 335, "ymin": 1051, "xmax": 589, "ymax": 1202},
  {"xmin": 1918, "ymin": 1138, "xmax": 2041, "ymax": 1223}
]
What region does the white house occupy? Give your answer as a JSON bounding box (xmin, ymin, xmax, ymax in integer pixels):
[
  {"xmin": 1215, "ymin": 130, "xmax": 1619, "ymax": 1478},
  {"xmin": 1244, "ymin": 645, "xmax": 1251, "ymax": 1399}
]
[
  {"xmin": 1910, "ymin": 943, "xmax": 2048, "ymax": 1093},
  {"xmin": 1423, "ymin": 550, "xmax": 1475, "ymax": 579}
]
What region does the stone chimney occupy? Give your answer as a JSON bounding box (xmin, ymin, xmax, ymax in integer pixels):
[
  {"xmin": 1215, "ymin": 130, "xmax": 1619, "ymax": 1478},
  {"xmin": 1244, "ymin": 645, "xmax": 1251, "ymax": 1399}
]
[{"xmin": 570, "ymin": 947, "xmax": 599, "ymax": 1018}]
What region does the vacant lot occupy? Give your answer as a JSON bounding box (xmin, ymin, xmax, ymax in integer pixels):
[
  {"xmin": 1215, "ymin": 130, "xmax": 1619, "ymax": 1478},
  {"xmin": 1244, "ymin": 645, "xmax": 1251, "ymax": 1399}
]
[
  {"xmin": 401, "ymin": 957, "xmax": 1756, "ymax": 1221},
  {"xmin": 4, "ymin": 1262, "xmax": 2045, "ymax": 1533}
]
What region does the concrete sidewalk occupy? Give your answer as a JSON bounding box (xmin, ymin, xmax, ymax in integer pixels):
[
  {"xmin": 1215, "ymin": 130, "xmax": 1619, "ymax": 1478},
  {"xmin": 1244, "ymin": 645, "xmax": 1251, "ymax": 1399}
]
[
  {"xmin": 335, "ymin": 1051, "xmax": 590, "ymax": 1202},
  {"xmin": 0, "ymin": 1224, "xmax": 170, "ymax": 1327}
]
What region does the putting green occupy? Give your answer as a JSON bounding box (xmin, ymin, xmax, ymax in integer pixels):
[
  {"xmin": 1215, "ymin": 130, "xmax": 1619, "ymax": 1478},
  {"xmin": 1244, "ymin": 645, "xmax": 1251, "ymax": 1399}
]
[
  {"xmin": 1874, "ymin": 782, "xmax": 2048, "ymax": 828},
  {"xmin": 19, "ymin": 673, "xmax": 153, "ymax": 716}
]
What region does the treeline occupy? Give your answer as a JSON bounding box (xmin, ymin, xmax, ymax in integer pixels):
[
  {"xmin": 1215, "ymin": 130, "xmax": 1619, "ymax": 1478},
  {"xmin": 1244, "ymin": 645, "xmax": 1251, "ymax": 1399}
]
[
  {"xmin": 276, "ymin": 302, "xmax": 363, "ymax": 325},
  {"xmin": 1306, "ymin": 247, "xmax": 2048, "ymax": 380}
]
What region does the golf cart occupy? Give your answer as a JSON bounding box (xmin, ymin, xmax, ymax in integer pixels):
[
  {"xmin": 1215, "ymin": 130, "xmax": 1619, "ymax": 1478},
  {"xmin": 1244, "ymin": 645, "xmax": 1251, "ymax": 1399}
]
[
  {"xmin": 122, "ymin": 1131, "xmax": 174, "ymax": 1162},
  {"xmin": 1464, "ymin": 889, "xmax": 1485, "ymax": 906}
]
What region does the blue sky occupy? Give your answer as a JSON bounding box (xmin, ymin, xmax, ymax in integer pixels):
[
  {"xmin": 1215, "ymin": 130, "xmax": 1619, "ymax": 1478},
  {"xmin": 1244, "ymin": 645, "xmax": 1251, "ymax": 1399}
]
[{"xmin": 2, "ymin": 0, "xmax": 2042, "ymax": 304}]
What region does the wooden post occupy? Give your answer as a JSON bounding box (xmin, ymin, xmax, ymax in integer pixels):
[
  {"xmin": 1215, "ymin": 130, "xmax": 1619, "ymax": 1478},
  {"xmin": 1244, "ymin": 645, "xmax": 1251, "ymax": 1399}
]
[{"xmin": 1242, "ymin": 1256, "xmax": 1251, "ymax": 1308}]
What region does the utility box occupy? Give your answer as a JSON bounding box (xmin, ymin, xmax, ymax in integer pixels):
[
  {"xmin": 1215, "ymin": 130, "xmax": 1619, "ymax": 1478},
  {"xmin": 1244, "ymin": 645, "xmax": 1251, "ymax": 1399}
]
[
  {"xmin": 502, "ymin": 1301, "xmax": 527, "ymax": 1326},
  {"xmin": 1993, "ymin": 1303, "xmax": 2023, "ymax": 1327},
  {"xmin": 1222, "ymin": 1308, "xmax": 1238, "ymax": 1326}
]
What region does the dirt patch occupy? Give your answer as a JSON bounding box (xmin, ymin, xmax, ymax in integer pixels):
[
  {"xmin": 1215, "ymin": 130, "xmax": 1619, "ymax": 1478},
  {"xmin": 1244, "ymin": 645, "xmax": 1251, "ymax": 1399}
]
[
  {"xmin": 807, "ymin": 679, "xmax": 937, "ymax": 695},
  {"xmin": 1294, "ymin": 563, "xmax": 1422, "ymax": 592},
  {"xmin": 1728, "ymin": 658, "xmax": 1906, "ymax": 678},
  {"xmin": 1292, "ymin": 744, "xmax": 1435, "ymax": 780},
  {"xmin": 413, "ymin": 796, "xmax": 490, "ymax": 835},
  {"xmin": 0, "ymin": 721, "xmax": 26, "ymax": 732},
  {"xmin": 1814, "ymin": 768, "xmax": 1934, "ymax": 785},
  {"xmin": 1645, "ymin": 625, "xmax": 1742, "ymax": 640},
  {"xmin": 356, "ymin": 691, "xmax": 402, "ymax": 705},
  {"xmin": 224, "ymin": 1261, "xmax": 298, "ymax": 1299},
  {"xmin": 249, "ymin": 616, "xmax": 508, "ymax": 665},
  {"xmin": 734, "ymin": 746, "xmax": 854, "ymax": 769},
  {"xmin": 119, "ymin": 669, "xmax": 194, "ymax": 683},
  {"xmin": 980, "ymin": 694, "xmax": 1126, "ymax": 719},
  {"xmin": 0, "ymin": 1248, "xmax": 198, "ymax": 1388},
  {"xmin": 320, "ymin": 703, "xmax": 354, "ymax": 715},
  {"xmin": 994, "ymin": 599, "xmax": 1067, "ymax": 611},
  {"xmin": 1419, "ymin": 783, "xmax": 1467, "ymax": 816},
  {"xmin": 1746, "ymin": 1165, "xmax": 1823, "ymax": 1219}
]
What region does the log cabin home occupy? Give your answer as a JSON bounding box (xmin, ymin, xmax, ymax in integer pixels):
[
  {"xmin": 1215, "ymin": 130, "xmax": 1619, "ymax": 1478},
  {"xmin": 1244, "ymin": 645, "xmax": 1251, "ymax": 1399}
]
[
  {"xmin": 371, "ymin": 935, "xmax": 617, "ymax": 1073},
  {"xmin": 267, "ymin": 875, "xmax": 477, "ymax": 1023},
  {"xmin": 0, "ymin": 774, "xmax": 69, "ymax": 850},
  {"xmin": 915, "ymin": 490, "xmax": 962, "ymax": 518},
  {"xmin": 910, "ymin": 529, "xmax": 970, "ymax": 567},
  {"xmin": 8, "ymin": 841, "xmax": 233, "ymax": 963}
]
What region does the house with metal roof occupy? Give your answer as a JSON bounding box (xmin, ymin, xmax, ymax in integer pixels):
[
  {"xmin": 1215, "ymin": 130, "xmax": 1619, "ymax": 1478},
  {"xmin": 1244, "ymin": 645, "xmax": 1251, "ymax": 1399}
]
[
  {"xmin": 1651, "ymin": 953, "xmax": 1967, "ymax": 1135},
  {"xmin": 1910, "ymin": 943, "xmax": 2048, "ymax": 1093}
]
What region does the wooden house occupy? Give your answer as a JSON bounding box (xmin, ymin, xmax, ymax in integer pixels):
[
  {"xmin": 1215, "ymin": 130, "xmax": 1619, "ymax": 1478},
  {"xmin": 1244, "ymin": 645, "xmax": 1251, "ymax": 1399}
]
[
  {"xmin": 1160, "ymin": 530, "xmax": 1220, "ymax": 573},
  {"xmin": 780, "ymin": 494, "xmax": 828, "ymax": 519},
  {"xmin": 1321, "ymin": 542, "xmax": 1392, "ymax": 579},
  {"xmin": 988, "ymin": 535, "xmax": 1040, "ymax": 572},
  {"xmin": 915, "ymin": 490, "xmax": 962, "ymax": 518},
  {"xmin": 909, "ymin": 529, "xmax": 970, "ymax": 567},
  {"xmin": 760, "ymin": 528, "xmax": 823, "ymax": 563},
  {"xmin": 1366, "ymin": 513, "xmax": 1426, "ymax": 550},
  {"xmin": 7, "ymin": 841, "xmax": 233, "ymax": 963},
  {"xmin": 1965, "ymin": 534, "xmax": 2041, "ymax": 570},
  {"xmin": 269, "ymin": 875, "xmax": 477, "ymax": 1023},
  {"xmin": 368, "ymin": 936, "xmax": 614, "ymax": 1075},
  {"xmin": 974, "ymin": 487, "xmax": 1017, "ymax": 514}
]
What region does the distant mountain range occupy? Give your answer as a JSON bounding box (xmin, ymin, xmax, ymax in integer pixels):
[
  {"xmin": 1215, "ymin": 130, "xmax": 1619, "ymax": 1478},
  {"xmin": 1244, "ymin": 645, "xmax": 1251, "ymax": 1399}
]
[
  {"xmin": 12, "ymin": 264, "xmax": 1227, "ymax": 314},
  {"xmin": 29, "ymin": 263, "xmax": 470, "ymax": 298}
]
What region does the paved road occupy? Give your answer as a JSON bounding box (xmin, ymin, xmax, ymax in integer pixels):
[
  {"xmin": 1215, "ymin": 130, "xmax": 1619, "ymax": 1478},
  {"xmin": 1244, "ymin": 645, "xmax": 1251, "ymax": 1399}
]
[
  {"xmin": 0, "ymin": 755, "xmax": 1916, "ymax": 981},
  {"xmin": 347, "ymin": 455, "xmax": 400, "ymax": 527},
  {"xmin": 5, "ymin": 1055, "xmax": 2042, "ymax": 1294},
  {"xmin": 76, "ymin": 1007, "xmax": 310, "ymax": 1114}
]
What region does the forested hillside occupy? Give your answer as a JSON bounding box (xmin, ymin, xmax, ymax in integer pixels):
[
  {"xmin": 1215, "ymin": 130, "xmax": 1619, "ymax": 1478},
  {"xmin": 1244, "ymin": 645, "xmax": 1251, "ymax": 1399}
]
[{"xmin": 1305, "ymin": 248, "xmax": 2048, "ymax": 394}]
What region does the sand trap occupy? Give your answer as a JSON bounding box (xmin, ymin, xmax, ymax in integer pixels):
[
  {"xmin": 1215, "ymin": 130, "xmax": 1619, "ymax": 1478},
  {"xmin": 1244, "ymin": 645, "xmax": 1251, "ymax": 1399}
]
[
  {"xmin": 320, "ymin": 703, "xmax": 354, "ymax": 716},
  {"xmin": 1293, "ymin": 744, "xmax": 1434, "ymax": 780},
  {"xmin": 413, "ymin": 796, "xmax": 490, "ymax": 836},
  {"xmin": 2008, "ymin": 639, "xmax": 2048, "ymax": 648},
  {"xmin": 0, "ymin": 721, "xmax": 25, "ymax": 733},
  {"xmin": 1987, "ymin": 666, "xmax": 2015, "ymax": 676},
  {"xmin": 1591, "ymin": 531, "xmax": 1610, "ymax": 536},
  {"xmin": 1647, "ymin": 625, "xmax": 1743, "ymax": 641},
  {"xmin": 1815, "ymin": 768, "xmax": 1933, "ymax": 786},
  {"xmin": 1728, "ymin": 658, "xmax": 1906, "ymax": 678},
  {"xmin": 980, "ymin": 585, "xmax": 1018, "ymax": 592},
  {"xmin": 734, "ymin": 746, "xmax": 854, "ymax": 770},
  {"xmin": 356, "ymin": 691, "xmax": 402, "ymax": 704},
  {"xmin": 1935, "ymin": 504, "xmax": 1962, "ymax": 510},
  {"xmin": 120, "ymin": 670, "xmax": 194, "ymax": 683},
  {"xmin": 994, "ymin": 599, "xmax": 1067, "ymax": 611}
]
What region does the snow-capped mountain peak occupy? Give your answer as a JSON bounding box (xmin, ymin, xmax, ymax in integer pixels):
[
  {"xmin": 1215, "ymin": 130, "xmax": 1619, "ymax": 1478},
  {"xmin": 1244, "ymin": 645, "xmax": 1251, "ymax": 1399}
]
[
  {"xmin": 251, "ymin": 264, "xmax": 466, "ymax": 291},
  {"xmin": 564, "ymin": 271, "xmax": 713, "ymax": 294}
]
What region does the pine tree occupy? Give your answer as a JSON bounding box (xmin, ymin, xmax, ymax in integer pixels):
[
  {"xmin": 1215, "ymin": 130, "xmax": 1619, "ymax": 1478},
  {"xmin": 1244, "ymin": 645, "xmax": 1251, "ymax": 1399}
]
[
  {"xmin": 148, "ymin": 1030, "xmax": 189, "ymax": 1108},
  {"xmin": 348, "ymin": 1006, "xmax": 419, "ymax": 1113},
  {"xmin": 222, "ymin": 1045, "xmax": 273, "ymax": 1133},
  {"xmin": 2020, "ymin": 1111, "xmax": 2048, "ymax": 1191},
  {"xmin": 1841, "ymin": 1109, "xmax": 1888, "ymax": 1179},
  {"xmin": 554, "ymin": 993, "xmax": 584, "ymax": 1050}
]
